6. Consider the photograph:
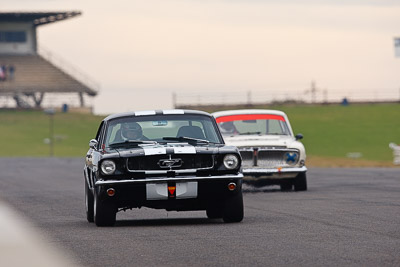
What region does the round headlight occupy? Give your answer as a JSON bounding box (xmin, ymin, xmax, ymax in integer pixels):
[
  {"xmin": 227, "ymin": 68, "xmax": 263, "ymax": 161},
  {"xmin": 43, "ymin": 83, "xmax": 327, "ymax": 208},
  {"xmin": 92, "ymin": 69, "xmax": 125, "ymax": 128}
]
[
  {"xmin": 284, "ymin": 152, "xmax": 298, "ymax": 165},
  {"xmin": 223, "ymin": 154, "xmax": 239, "ymax": 170},
  {"xmin": 101, "ymin": 160, "xmax": 116, "ymax": 175}
]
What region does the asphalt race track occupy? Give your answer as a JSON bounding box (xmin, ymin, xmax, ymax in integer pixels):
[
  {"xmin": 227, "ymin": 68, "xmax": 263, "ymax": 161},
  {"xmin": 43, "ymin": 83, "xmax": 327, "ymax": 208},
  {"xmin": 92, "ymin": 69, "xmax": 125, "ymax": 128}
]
[{"xmin": 0, "ymin": 158, "xmax": 399, "ymax": 266}]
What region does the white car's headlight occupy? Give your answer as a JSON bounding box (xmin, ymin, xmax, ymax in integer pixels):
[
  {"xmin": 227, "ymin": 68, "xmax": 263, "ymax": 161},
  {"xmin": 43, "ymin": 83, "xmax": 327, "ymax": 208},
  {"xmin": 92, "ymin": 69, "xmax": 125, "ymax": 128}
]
[
  {"xmin": 223, "ymin": 154, "xmax": 239, "ymax": 169},
  {"xmin": 101, "ymin": 160, "xmax": 116, "ymax": 175},
  {"xmin": 284, "ymin": 152, "xmax": 299, "ymax": 165}
]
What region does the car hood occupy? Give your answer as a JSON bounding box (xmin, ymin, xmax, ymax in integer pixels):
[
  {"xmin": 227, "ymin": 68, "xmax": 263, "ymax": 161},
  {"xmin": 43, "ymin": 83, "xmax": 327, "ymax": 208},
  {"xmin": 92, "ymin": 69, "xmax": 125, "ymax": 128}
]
[
  {"xmin": 222, "ymin": 135, "xmax": 296, "ymax": 148},
  {"xmin": 105, "ymin": 143, "xmax": 221, "ymax": 158}
]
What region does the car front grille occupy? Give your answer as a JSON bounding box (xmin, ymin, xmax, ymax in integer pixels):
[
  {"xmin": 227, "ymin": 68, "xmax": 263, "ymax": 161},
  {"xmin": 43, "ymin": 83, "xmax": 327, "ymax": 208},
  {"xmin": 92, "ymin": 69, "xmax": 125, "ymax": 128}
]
[
  {"xmin": 127, "ymin": 154, "xmax": 214, "ymax": 171},
  {"xmin": 240, "ymin": 148, "xmax": 299, "ymax": 168}
]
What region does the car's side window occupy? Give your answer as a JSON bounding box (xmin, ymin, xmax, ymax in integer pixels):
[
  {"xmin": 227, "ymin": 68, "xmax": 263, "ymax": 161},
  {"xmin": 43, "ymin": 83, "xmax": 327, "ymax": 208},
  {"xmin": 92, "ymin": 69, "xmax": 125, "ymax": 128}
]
[
  {"xmin": 101, "ymin": 123, "xmax": 108, "ymax": 148},
  {"xmin": 94, "ymin": 121, "xmax": 105, "ymax": 149},
  {"xmin": 95, "ymin": 121, "xmax": 104, "ymax": 140}
]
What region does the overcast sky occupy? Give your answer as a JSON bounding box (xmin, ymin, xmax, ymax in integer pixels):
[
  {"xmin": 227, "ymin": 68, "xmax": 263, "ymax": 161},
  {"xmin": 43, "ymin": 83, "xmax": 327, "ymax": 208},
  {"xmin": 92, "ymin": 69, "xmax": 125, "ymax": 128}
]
[{"xmin": 5, "ymin": 0, "xmax": 400, "ymax": 114}]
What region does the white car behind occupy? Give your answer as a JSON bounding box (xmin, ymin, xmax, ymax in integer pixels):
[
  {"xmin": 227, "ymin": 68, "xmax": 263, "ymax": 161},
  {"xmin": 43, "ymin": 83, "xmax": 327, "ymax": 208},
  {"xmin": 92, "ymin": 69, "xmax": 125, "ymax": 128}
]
[{"xmin": 212, "ymin": 109, "xmax": 307, "ymax": 191}]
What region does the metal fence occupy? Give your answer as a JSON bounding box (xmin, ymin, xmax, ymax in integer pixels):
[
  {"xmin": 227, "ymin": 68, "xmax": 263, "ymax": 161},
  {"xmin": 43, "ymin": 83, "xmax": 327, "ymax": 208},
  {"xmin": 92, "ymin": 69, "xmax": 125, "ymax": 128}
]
[{"xmin": 173, "ymin": 88, "xmax": 400, "ymax": 107}]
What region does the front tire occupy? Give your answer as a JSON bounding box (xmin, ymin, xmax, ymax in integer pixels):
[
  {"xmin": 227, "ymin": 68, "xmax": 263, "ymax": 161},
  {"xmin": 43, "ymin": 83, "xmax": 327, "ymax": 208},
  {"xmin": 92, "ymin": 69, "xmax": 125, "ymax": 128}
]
[
  {"xmin": 85, "ymin": 178, "xmax": 94, "ymax": 223},
  {"xmin": 294, "ymin": 172, "xmax": 307, "ymax": 191},
  {"xmin": 222, "ymin": 190, "xmax": 244, "ymax": 223},
  {"xmin": 94, "ymin": 188, "xmax": 116, "ymax": 227}
]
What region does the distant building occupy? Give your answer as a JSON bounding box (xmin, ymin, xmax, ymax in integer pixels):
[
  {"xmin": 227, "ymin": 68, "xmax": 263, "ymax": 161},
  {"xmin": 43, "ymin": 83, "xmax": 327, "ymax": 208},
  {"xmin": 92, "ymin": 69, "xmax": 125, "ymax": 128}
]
[{"xmin": 0, "ymin": 11, "xmax": 98, "ymax": 110}]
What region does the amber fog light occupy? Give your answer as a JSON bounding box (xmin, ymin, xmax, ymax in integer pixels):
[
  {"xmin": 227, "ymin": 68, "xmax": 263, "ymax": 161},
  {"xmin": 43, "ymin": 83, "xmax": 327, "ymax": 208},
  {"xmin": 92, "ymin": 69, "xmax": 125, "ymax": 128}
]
[
  {"xmin": 228, "ymin": 182, "xmax": 236, "ymax": 191},
  {"xmin": 107, "ymin": 188, "xmax": 116, "ymax": 197}
]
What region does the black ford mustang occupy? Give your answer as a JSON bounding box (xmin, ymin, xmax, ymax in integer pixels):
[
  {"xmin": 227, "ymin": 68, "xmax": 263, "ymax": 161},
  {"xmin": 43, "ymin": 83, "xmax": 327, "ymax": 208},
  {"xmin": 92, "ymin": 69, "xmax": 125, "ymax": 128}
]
[{"xmin": 84, "ymin": 109, "xmax": 243, "ymax": 226}]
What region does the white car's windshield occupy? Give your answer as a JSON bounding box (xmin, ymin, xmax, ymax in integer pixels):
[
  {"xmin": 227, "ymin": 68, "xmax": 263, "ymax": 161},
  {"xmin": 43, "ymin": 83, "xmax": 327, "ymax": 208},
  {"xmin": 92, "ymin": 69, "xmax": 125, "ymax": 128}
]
[
  {"xmin": 216, "ymin": 114, "xmax": 290, "ymax": 137},
  {"xmin": 105, "ymin": 114, "xmax": 222, "ymax": 147}
]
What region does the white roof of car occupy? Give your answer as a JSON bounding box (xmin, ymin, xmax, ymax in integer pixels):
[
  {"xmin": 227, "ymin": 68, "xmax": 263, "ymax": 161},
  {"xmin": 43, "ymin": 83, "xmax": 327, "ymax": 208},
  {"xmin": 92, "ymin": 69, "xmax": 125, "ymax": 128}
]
[{"xmin": 212, "ymin": 109, "xmax": 287, "ymax": 118}]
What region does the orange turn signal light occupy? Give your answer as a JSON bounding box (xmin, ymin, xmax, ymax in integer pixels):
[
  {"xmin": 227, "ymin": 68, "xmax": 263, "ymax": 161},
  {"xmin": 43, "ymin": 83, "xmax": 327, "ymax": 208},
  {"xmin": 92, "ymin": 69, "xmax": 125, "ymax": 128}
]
[
  {"xmin": 228, "ymin": 182, "xmax": 236, "ymax": 191},
  {"xmin": 107, "ymin": 188, "xmax": 115, "ymax": 197}
]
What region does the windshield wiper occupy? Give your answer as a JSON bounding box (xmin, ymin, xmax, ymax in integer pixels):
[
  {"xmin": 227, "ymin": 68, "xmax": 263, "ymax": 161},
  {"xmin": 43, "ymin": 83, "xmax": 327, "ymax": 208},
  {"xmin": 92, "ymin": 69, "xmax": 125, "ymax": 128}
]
[
  {"xmin": 109, "ymin": 140, "xmax": 157, "ymax": 148},
  {"xmin": 163, "ymin": 136, "xmax": 209, "ymax": 144},
  {"xmin": 239, "ymin": 131, "xmax": 262, "ymax": 135}
]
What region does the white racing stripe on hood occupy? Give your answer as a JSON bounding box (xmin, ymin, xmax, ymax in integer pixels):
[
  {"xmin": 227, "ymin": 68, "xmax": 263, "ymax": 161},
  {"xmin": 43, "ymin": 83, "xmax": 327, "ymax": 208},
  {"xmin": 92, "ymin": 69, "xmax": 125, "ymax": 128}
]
[
  {"xmin": 173, "ymin": 145, "xmax": 196, "ymax": 154},
  {"xmin": 143, "ymin": 146, "xmax": 167, "ymax": 155}
]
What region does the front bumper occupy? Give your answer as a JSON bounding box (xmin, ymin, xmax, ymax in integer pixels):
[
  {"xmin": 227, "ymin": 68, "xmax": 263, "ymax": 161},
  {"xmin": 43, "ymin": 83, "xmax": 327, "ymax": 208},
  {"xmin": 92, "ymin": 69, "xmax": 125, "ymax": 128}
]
[
  {"xmin": 95, "ymin": 173, "xmax": 243, "ymax": 186},
  {"xmin": 243, "ymin": 166, "xmax": 307, "ymax": 180},
  {"xmin": 94, "ymin": 173, "xmax": 243, "ymax": 211}
]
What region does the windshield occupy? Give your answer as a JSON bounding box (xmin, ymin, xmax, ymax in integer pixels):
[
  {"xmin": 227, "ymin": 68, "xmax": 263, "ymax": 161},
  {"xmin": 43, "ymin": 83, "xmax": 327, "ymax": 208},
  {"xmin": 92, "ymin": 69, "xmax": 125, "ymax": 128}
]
[
  {"xmin": 104, "ymin": 114, "xmax": 222, "ymax": 148},
  {"xmin": 215, "ymin": 114, "xmax": 291, "ymax": 137}
]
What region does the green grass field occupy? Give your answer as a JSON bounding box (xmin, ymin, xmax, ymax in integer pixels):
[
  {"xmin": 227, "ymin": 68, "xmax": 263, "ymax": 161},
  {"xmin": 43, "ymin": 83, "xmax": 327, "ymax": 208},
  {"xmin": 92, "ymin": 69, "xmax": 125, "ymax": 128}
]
[
  {"xmin": 0, "ymin": 110, "xmax": 103, "ymax": 157},
  {"xmin": 280, "ymin": 104, "xmax": 400, "ymax": 162},
  {"xmin": 205, "ymin": 103, "xmax": 400, "ymax": 166},
  {"xmin": 1, "ymin": 104, "xmax": 399, "ymax": 166}
]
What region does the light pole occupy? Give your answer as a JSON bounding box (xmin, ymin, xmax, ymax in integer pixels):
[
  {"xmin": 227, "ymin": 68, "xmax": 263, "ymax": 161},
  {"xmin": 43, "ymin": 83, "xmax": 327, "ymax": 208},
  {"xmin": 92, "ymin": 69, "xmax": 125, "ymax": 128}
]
[{"xmin": 44, "ymin": 108, "xmax": 55, "ymax": 157}]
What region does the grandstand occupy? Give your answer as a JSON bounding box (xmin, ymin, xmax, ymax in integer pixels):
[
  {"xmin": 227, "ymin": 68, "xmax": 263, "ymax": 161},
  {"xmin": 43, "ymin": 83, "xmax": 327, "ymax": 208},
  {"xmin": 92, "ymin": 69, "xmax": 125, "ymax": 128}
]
[{"xmin": 0, "ymin": 11, "xmax": 98, "ymax": 110}]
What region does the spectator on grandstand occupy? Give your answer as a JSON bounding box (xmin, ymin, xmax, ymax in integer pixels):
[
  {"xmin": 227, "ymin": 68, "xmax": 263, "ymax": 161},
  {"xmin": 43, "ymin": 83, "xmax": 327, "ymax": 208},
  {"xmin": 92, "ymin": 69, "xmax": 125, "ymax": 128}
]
[{"xmin": 0, "ymin": 66, "xmax": 5, "ymax": 81}]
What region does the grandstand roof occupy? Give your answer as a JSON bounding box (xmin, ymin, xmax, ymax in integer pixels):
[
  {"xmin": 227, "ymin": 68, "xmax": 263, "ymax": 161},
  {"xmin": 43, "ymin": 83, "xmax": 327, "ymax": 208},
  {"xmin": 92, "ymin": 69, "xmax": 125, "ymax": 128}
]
[{"xmin": 0, "ymin": 11, "xmax": 81, "ymax": 26}]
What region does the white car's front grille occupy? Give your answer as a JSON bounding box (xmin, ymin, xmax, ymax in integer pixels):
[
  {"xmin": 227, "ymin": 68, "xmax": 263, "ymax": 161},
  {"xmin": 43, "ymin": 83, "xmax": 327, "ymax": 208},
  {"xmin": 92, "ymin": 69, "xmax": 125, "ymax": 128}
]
[{"xmin": 240, "ymin": 148, "xmax": 299, "ymax": 168}]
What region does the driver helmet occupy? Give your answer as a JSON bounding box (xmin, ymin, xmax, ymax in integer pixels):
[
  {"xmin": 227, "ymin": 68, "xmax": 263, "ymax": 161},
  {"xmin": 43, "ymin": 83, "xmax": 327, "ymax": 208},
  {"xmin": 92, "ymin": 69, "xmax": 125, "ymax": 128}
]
[
  {"xmin": 219, "ymin": 121, "xmax": 237, "ymax": 134},
  {"xmin": 121, "ymin": 121, "xmax": 143, "ymax": 140}
]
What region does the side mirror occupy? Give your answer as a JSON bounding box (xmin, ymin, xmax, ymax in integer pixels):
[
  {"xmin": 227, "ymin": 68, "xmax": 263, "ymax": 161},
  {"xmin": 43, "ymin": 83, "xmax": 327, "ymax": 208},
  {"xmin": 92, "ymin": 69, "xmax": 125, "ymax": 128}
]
[
  {"xmin": 89, "ymin": 139, "xmax": 98, "ymax": 149},
  {"xmin": 295, "ymin": 133, "xmax": 303, "ymax": 140}
]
